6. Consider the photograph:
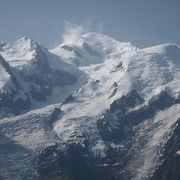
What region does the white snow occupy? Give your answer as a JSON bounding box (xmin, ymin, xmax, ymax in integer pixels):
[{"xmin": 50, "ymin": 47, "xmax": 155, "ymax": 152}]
[
  {"xmin": 130, "ymin": 104, "xmax": 180, "ymax": 180},
  {"xmin": 0, "ymin": 37, "xmax": 87, "ymax": 111},
  {"xmin": 51, "ymin": 32, "xmax": 137, "ymax": 66},
  {"xmin": 52, "ymin": 33, "xmax": 180, "ymax": 174},
  {"xmin": 0, "ymin": 63, "xmax": 11, "ymax": 90},
  {"xmin": 0, "ymin": 36, "xmax": 37, "ymax": 68},
  {"xmin": 0, "ymin": 105, "xmax": 61, "ymax": 152},
  {"xmin": 0, "ymin": 55, "xmax": 15, "ymax": 92},
  {"xmin": 54, "ymin": 33, "xmax": 180, "ymax": 153},
  {"xmin": 0, "ymin": 32, "xmax": 180, "ymax": 179}
]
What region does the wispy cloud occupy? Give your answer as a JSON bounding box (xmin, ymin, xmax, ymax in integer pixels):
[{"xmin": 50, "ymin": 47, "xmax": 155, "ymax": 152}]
[
  {"xmin": 53, "ymin": 19, "xmax": 104, "ymax": 47},
  {"xmin": 62, "ymin": 21, "xmax": 88, "ymax": 44}
]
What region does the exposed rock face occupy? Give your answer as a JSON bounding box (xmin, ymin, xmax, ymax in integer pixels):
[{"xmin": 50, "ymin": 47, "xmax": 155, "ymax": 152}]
[
  {"xmin": 96, "ymin": 91, "xmax": 180, "ymax": 179},
  {"xmin": 151, "ymin": 118, "xmax": 180, "ymax": 180},
  {"xmin": 0, "ymin": 55, "xmax": 30, "ymax": 117},
  {"xmin": 37, "ymin": 144, "xmax": 110, "ymax": 180}
]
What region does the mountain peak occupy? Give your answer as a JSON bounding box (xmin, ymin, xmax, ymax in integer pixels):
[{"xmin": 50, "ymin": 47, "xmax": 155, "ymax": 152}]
[
  {"xmin": 142, "ymin": 43, "xmax": 180, "ymax": 53},
  {"xmin": 15, "ymin": 35, "xmax": 38, "ymax": 50},
  {"xmin": 52, "ymin": 32, "xmax": 137, "ymax": 66},
  {"xmin": 17, "ymin": 35, "xmax": 31, "ymax": 41},
  {"xmin": 0, "ymin": 42, "xmax": 6, "ymax": 49},
  {"xmin": 141, "ymin": 43, "xmax": 180, "ymax": 64},
  {"xmin": 0, "ymin": 36, "xmax": 47, "ymax": 68}
]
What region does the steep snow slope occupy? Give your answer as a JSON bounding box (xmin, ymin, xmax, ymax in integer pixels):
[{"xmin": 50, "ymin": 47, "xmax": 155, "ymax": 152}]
[
  {"xmin": 51, "ymin": 32, "xmax": 138, "ymax": 119},
  {"xmin": 0, "ymin": 54, "xmax": 30, "ymax": 117},
  {"xmin": 54, "ymin": 40, "xmax": 180, "ymax": 143},
  {"xmin": 0, "ymin": 105, "xmax": 63, "ymax": 179},
  {"xmin": 52, "ymin": 34, "xmax": 180, "ymax": 179},
  {"xmin": 0, "ymin": 37, "xmax": 86, "ymax": 114},
  {"xmin": 0, "ymin": 36, "xmax": 38, "ymax": 67},
  {"xmin": 0, "ymin": 37, "xmax": 86, "ymax": 179},
  {"xmin": 0, "ymin": 33, "xmax": 180, "ymax": 180},
  {"xmin": 51, "ymin": 32, "xmax": 137, "ymax": 66}
]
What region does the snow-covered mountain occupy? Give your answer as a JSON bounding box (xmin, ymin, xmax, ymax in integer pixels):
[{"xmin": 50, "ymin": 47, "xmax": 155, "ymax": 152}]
[
  {"xmin": 0, "ymin": 33, "xmax": 180, "ymax": 180},
  {"xmin": 0, "ymin": 36, "xmax": 85, "ymax": 117}
]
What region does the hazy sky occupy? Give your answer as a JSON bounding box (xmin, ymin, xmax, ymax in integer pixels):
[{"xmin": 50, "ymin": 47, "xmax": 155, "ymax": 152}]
[{"xmin": 0, "ymin": 0, "xmax": 180, "ymax": 48}]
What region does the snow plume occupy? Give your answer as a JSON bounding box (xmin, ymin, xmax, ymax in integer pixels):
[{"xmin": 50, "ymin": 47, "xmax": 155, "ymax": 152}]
[
  {"xmin": 62, "ymin": 21, "xmax": 87, "ymax": 44},
  {"xmin": 61, "ymin": 20, "xmax": 104, "ymax": 44}
]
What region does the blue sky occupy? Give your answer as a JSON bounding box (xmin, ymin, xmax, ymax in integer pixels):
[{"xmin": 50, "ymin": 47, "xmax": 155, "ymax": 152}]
[{"xmin": 0, "ymin": 0, "xmax": 180, "ymax": 48}]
